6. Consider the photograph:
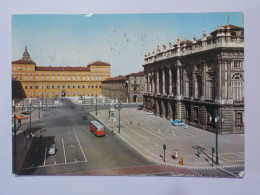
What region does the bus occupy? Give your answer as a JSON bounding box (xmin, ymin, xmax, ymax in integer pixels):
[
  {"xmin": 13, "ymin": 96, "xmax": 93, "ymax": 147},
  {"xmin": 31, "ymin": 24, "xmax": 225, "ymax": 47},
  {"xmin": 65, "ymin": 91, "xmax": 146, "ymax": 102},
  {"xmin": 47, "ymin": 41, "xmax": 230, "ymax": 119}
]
[{"xmin": 89, "ymin": 120, "xmax": 106, "ymax": 137}]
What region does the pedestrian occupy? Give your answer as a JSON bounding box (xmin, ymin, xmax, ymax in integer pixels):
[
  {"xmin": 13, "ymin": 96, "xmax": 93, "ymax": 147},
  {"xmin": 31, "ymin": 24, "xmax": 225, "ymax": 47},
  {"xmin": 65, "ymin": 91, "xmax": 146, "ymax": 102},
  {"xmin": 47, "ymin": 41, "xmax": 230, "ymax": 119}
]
[
  {"xmin": 171, "ymin": 149, "xmax": 176, "ymax": 159},
  {"xmin": 175, "ymin": 149, "xmax": 179, "ymax": 159},
  {"xmin": 197, "ymin": 148, "xmax": 201, "ymax": 157},
  {"xmin": 138, "ymin": 122, "xmax": 140, "ymax": 126},
  {"xmin": 185, "ymin": 124, "xmax": 188, "ymax": 130}
]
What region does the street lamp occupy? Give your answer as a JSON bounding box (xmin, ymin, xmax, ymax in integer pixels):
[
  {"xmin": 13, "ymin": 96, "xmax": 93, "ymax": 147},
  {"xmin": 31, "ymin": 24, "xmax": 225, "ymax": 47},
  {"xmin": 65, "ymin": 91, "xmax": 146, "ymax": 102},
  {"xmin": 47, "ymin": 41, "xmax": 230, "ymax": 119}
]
[
  {"xmin": 29, "ymin": 103, "xmax": 32, "ymax": 130},
  {"xmin": 38, "ymin": 97, "xmax": 40, "ymax": 119},
  {"xmin": 41, "ymin": 94, "xmax": 43, "ymax": 111},
  {"xmin": 215, "ymin": 109, "xmax": 219, "ymax": 165},
  {"xmin": 12, "ymin": 114, "xmax": 17, "ymax": 173},
  {"xmin": 95, "ymin": 95, "xmax": 97, "ymax": 116},
  {"xmin": 116, "ymin": 101, "xmax": 122, "ymax": 133}
]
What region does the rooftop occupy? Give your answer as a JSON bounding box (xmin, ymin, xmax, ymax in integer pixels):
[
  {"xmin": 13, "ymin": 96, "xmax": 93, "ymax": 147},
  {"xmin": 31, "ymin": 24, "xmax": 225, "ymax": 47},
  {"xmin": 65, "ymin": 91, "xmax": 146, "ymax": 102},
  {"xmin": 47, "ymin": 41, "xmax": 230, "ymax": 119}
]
[
  {"xmin": 102, "ymin": 76, "xmax": 126, "ymax": 82},
  {"xmin": 126, "ymin": 71, "xmax": 144, "ymax": 77},
  {"xmin": 36, "ymin": 66, "xmax": 90, "ymax": 71}
]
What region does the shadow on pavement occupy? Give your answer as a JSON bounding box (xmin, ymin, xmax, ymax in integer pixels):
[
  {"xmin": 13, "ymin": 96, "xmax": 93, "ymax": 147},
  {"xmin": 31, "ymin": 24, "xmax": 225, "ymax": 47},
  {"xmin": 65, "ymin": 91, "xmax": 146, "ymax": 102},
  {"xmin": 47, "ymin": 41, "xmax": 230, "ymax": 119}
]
[{"xmin": 18, "ymin": 135, "xmax": 55, "ymax": 175}]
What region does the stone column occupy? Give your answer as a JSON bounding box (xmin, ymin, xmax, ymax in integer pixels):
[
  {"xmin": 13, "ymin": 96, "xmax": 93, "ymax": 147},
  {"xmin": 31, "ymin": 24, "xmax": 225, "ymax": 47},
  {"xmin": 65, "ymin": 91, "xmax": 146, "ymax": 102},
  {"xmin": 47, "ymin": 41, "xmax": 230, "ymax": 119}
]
[
  {"xmin": 168, "ymin": 100, "xmax": 173, "ymax": 119},
  {"xmin": 201, "ymin": 62, "xmax": 206, "ymax": 99},
  {"xmin": 176, "ymin": 62, "xmax": 181, "ymax": 96},
  {"xmin": 156, "ymin": 69, "xmax": 159, "ymax": 94},
  {"xmin": 162, "ymin": 68, "xmax": 166, "ymax": 94},
  {"xmin": 152, "ymin": 72, "xmax": 155, "ymax": 93},
  {"xmin": 216, "ymin": 60, "xmax": 222, "ymax": 101},
  {"xmin": 192, "ymin": 66, "xmax": 195, "ymax": 98},
  {"xmin": 227, "ymin": 59, "xmax": 232, "ymax": 101},
  {"xmin": 148, "ymin": 73, "xmax": 151, "ymax": 93},
  {"xmin": 145, "ymin": 73, "xmax": 148, "ymax": 93},
  {"xmin": 169, "ymin": 67, "xmax": 172, "ymax": 95}
]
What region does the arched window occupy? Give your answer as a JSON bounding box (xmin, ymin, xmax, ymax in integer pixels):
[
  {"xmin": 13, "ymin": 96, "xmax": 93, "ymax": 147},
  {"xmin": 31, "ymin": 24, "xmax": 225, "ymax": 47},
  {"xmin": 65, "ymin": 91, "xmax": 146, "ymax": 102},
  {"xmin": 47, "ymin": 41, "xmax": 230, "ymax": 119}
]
[{"xmin": 232, "ymin": 73, "xmax": 244, "ymax": 101}]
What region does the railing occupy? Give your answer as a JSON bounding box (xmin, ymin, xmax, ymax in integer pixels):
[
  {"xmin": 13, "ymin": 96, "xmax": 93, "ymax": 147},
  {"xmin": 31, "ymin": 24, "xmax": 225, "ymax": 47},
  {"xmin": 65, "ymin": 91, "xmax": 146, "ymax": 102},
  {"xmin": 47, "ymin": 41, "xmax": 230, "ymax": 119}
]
[{"xmin": 144, "ymin": 35, "xmax": 244, "ymax": 65}]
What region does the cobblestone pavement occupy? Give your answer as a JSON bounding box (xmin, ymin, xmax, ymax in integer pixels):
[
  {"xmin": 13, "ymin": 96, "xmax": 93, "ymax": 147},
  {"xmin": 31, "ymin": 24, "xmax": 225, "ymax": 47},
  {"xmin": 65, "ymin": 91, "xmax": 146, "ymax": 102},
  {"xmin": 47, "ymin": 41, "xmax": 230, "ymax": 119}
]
[{"xmin": 89, "ymin": 107, "xmax": 244, "ymax": 170}]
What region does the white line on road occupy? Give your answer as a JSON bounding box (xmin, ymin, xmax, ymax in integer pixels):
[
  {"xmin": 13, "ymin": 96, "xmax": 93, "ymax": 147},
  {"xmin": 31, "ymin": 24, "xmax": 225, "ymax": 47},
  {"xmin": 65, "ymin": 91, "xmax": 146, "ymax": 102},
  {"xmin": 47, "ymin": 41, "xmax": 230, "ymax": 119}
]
[
  {"xmin": 62, "ymin": 138, "xmax": 67, "ymax": 163},
  {"xmin": 74, "ymin": 131, "xmax": 87, "ymax": 162},
  {"xmin": 22, "ymin": 160, "xmax": 87, "ymax": 170},
  {"xmin": 220, "ymin": 168, "xmax": 239, "ymax": 177},
  {"xmin": 44, "ymin": 147, "xmax": 47, "ymax": 166}
]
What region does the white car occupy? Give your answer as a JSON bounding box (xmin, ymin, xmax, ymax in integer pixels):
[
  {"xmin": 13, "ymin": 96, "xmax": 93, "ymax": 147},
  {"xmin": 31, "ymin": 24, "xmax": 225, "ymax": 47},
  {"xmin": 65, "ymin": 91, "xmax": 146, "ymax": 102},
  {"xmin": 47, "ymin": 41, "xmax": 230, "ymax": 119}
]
[
  {"xmin": 48, "ymin": 144, "xmax": 56, "ymax": 155},
  {"xmin": 146, "ymin": 111, "xmax": 154, "ymax": 115}
]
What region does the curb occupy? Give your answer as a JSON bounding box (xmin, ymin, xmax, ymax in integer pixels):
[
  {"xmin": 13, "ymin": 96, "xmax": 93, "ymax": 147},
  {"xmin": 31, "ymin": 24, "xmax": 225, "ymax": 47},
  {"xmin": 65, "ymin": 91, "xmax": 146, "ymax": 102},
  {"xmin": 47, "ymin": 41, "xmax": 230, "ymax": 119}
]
[{"xmin": 89, "ymin": 111, "xmax": 244, "ymax": 171}]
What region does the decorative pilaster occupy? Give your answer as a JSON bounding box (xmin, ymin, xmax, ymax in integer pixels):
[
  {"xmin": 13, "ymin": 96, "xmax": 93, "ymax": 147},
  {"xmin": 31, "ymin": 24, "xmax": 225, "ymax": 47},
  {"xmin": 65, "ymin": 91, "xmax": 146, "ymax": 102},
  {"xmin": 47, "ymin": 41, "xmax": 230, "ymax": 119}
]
[
  {"xmin": 162, "ymin": 68, "xmax": 166, "ymax": 95},
  {"xmin": 169, "ymin": 67, "xmax": 173, "ymax": 96},
  {"xmin": 176, "ymin": 60, "xmax": 181, "ymax": 98},
  {"xmin": 156, "ymin": 69, "xmax": 159, "ymax": 94}
]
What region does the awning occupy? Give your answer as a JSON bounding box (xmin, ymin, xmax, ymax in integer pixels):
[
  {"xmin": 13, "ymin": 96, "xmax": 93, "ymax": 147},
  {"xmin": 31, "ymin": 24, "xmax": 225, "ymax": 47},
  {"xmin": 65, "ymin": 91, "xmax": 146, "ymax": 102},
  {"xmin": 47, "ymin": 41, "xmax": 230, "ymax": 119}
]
[{"xmin": 16, "ymin": 115, "xmax": 27, "ymax": 120}]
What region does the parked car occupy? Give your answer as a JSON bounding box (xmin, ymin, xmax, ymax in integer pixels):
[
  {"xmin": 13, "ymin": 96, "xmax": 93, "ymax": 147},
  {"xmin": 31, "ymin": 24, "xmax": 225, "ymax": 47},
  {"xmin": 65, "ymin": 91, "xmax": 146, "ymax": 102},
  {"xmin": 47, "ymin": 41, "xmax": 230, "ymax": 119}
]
[
  {"xmin": 48, "ymin": 144, "xmax": 56, "ymax": 155},
  {"xmin": 172, "ymin": 119, "xmax": 185, "ymax": 126},
  {"xmin": 21, "ymin": 111, "xmax": 29, "ymax": 115},
  {"xmin": 137, "ymin": 105, "xmax": 143, "ymax": 110},
  {"xmin": 146, "ymin": 111, "xmax": 154, "ymax": 115}
]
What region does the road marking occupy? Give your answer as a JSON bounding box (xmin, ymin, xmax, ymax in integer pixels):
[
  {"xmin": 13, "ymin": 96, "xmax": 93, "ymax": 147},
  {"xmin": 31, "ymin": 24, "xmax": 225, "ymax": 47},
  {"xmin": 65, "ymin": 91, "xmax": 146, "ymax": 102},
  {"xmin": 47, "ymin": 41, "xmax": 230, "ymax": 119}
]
[
  {"xmin": 44, "ymin": 147, "xmax": 47, "ymax": 166},
  {"xmin": 22, "ymin": 161, "xmax": 88, "ymax": 170},
  {"xmin": 62, "ymin": 138, "xmax": 67, "ymax": 163},
  {"xmin": 220, "ymin": 168, "xmax": 239, "ymax": 177},
  {"xmin": 74, "ymin": 131, "xmax": 87, "ymax": 162}
]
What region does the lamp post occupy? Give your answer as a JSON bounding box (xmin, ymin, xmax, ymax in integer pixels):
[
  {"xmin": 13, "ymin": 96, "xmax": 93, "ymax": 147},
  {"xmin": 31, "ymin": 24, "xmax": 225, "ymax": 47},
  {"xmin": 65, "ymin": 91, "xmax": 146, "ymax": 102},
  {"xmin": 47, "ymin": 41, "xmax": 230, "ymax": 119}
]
[
  {"xmin": 215, "ymin": 109, "xmax": 219, "ymax": 165},
  {"xmin": 116, "ymin": 101, "xmax": 122, "ymax": 133},
  {"xmin": 12, "ymin": 114, "xmax": 17, "ymax": 173},
  {"xmin": 29, "ymin": 103, "xmax": 32, "ymax": 130},
  {"xmin": 41, "ymin": 94, "xmax": 43, "ymax": 111},
  {"xmin": 46, "ymin": 95, "xmax": 48, "ymax": 109},
  {"xmin": 38, "ymin": 97, "xmax": 40, "ymax": 119},
  {"xmin": 95, "ymin": 95, "xmax": 97, "ymax": 116}
]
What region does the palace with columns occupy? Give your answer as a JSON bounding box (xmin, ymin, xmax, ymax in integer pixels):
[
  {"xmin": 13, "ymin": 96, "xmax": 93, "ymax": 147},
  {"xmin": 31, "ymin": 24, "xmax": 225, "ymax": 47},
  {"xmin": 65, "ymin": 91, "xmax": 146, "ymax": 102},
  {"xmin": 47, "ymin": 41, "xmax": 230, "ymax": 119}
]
[{"xmin": 142, "ymin": 23, "xmax": 244, "ymax": 134}]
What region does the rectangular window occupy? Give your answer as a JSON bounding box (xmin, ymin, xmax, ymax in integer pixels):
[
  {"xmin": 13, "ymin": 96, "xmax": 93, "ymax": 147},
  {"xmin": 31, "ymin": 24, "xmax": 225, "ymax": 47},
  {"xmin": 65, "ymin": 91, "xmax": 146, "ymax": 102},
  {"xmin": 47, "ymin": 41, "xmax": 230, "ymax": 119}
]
[
  {"xmin": 235, "ymin": 112, "xmax": 242, "ymax": 126},
  {"xmin": 73, "ymin": 76, "xmax": 75, "ymax": 80},
  {"xmin": 207, "ymin": 81, "xmax": 215, "ymax": 99},
  {"xmin": 83, "ymin": 76, "xmax": 85, "ymax": 80},
  {"xmin": 68, "ymin": 76, "xmax": 71, "ymax": 80},
  {"xmin": 41, "ymin": 76, "xmax": 44, "ymax": 80},
  {"xmin": 234, "ymin": 61, "xmax": 242, "ymax": 69},
  {"xmin": 30, "ymin": 76, "xmax": 33, "ymax": 80},
  {"xmin": 46, "ymin": 76, "xmax": 49, "ymax": 80},
  {"xmin": 36, "ymin": 76, "xmax": 38, "ymax": 80},
  {"xmin": 52, "ymin": 76, "xmax": 55, "ymax": 80},
  {"xmin": 232, "ymin": 81, "xmax": 243, "ymax": 101},
  {"xmin": 78, "ymin": 76, "xmax": 80, "ymax": 80}
]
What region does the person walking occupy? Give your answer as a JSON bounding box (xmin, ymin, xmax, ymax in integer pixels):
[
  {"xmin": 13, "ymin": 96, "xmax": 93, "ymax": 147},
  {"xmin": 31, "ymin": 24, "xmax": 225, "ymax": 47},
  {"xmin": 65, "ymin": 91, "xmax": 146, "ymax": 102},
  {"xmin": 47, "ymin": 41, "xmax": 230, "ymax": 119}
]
[
  {"xmin": 197, "ymin": 148, "xmax": 201, "ymax": 157},
  {"xmin": 185, "ymin": 124, "xmax": 188, "ymax": 130}
]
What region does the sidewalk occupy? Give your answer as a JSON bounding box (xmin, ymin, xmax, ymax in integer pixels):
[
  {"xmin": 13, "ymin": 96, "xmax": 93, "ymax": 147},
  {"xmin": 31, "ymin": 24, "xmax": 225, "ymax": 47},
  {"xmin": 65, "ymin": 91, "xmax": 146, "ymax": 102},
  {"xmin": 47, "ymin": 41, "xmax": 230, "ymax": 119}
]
[
  {"xmin": 89, "ymin": 108, "xmax": 244, "ymax": 169},
  {"xmin": 13, "ymin": 109, "xmax": 42, "ymax": 174}
]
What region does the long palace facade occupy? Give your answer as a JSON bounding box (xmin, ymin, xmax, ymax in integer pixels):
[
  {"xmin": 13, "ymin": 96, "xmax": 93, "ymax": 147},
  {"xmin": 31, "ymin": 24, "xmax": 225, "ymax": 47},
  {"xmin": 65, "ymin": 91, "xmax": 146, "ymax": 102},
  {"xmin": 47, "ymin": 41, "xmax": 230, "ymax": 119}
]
[
  {"xmin": 12, "ymin": 47, "xmax": 111, "ymax": 98},
  {"xmin": 142, "ymin": 23, "xmax": 244, "ymax": 134}
]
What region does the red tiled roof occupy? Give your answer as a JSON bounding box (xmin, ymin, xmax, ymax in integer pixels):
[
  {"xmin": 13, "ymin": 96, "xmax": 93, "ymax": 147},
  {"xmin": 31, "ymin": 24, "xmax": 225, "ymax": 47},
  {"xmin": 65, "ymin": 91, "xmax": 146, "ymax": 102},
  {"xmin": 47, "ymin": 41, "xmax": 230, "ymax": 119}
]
[
  {"xmin": 126, "ymin": 71, "xmax": 144, "ymax": 77},
  {"xmin": 36, "ymin": 66, "xmax": 90, "ymax": 71},
  {"xmin": 102, "ymin": 76, "xmax": 126, "ymax": 82},
  {"xmin": 88, "ymin": 61, "xmax": 111, "ymax": 67},
  {"xmin": 12, "ymin": 60, "xmax": 36, "ymax": 64}
]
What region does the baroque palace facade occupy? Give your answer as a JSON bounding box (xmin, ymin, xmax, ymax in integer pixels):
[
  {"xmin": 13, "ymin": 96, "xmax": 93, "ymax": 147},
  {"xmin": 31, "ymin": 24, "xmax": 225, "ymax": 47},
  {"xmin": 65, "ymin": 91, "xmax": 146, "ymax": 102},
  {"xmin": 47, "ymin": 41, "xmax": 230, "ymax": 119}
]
[
  {"xmin": 12, "ymin": 47, "xmax": 111, "ymax": 98},
  {"xmin": 142, "ymin": 23, "xmax": 244, "ymax": 134}
]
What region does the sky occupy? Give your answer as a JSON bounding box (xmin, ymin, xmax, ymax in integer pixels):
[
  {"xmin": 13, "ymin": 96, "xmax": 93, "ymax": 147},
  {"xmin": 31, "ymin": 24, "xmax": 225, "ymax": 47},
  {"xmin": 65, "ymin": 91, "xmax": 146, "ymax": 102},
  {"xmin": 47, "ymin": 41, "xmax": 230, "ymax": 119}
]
[{"xmin": 12, "ymin": 13, "xmax": 243, "ymax": 77}]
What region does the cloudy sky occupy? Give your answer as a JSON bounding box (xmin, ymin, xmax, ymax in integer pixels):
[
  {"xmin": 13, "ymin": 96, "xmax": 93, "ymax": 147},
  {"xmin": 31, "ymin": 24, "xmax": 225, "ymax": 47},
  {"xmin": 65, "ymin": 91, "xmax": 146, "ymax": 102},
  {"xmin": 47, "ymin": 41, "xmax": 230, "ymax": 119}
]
[{"xmin": 12, "ymin": 13, "xmax": 243, "ymax": 77}]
